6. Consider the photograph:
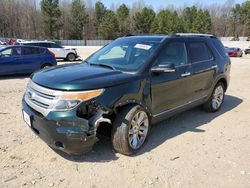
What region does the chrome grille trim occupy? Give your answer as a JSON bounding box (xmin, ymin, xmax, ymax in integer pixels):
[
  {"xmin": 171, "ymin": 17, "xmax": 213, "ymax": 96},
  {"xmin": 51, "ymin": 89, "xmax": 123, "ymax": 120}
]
[{"xmin": 24, "ymin": 80, "xmax": 63, "ymax": 117}]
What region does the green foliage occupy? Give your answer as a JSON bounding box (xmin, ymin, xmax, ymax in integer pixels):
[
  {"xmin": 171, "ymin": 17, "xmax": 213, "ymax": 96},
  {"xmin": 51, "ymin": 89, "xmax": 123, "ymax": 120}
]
[
  {"xmin": 133, "ymin": 7, "xmax": 155, "ymax": 33},
  {"xmin": 239, "ymin": 1, "xmax": 250, "ymax": 35},
  {"xmin": 117, "ymin": 4, "xmax": 131, "ymax": 35},
  {"xmin": 98, "ymin": 10, "xmax": 119, "ymax": 39},
  {"xmin": 182, "ymin": 6, "xmax": 211, "ymax": 34},
  {"xmin": 192, "ymin": 9, "xmax": 212, "ymax": 33},
  {"xmin": 151, "ymin": 9, "xmax": 183, "ymax": 34},
  {"xmin": 70, "ymin": 0, "xmax": 88, "ymax": 40},
  {"xmin": 40, "ymin": 0, "xmax": 62, "ymax": 39},
  {"xmin": 182, "ymin": 6, "xmax": 197, "ymax": 33},
  {"xmin": 94, "ymin": 1, "xmax": 107, "ymax": 35}
]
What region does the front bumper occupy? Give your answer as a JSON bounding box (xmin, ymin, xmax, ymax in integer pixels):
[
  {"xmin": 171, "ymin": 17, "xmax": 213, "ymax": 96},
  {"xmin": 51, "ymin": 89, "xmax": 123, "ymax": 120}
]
[{"xmin": 22, "ymin": 99, "xmax": 96, "ymax": 155}]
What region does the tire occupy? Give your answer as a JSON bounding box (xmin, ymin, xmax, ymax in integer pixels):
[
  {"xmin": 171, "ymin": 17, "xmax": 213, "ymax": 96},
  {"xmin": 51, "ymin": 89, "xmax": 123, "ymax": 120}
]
[
  {"xmin": 203, "ymin": 82, "xmax": 225, "ymax": 113},
  {"xmin": 111, "ymin": 105, "xmax": 150, "ymax": 155},
  {"xmin": 41, "ymin": 63, "xmax": 52, "ymax": 69},
  {"xmin": 66, "ymin": 53, "xmax": 76, "ymax": 61}
]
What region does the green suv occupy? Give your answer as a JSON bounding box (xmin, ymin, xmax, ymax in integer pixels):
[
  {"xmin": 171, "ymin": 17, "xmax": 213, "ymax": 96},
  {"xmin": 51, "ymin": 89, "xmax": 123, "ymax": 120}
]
[{"xmin": 22, "ymin": 34, "xmax": 231, "ymax": 155}]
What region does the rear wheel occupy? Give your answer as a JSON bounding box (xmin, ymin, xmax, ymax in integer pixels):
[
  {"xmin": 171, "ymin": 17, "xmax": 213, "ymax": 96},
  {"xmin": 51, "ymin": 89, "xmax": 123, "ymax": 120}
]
[
  {"xmin": 203, "ymin": 82, "xmax": 225, "ymax": 112},
  {"xmin": 41, "ymin": 63, "xmax": 52, "ymax": 69},
  {"xmin": 66, "ymin": 53, "xmax": 76, "ymax": 61},
  {"xmin": 111, "ymin": 105, "xmax": 150, "ymax": 155}
]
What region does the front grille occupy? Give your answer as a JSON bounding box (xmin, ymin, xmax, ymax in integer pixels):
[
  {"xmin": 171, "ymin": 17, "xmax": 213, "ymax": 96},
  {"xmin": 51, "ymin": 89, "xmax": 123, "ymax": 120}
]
[{"xmin": 24, "ymin": 80, "xmax": 61, "ymax": 116}]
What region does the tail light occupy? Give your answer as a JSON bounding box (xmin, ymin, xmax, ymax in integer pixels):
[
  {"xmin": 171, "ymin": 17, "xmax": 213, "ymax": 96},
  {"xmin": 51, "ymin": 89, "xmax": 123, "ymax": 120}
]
[{"xmin": 49, "ymin": 50, "xmax": 55, "ymax": 58}]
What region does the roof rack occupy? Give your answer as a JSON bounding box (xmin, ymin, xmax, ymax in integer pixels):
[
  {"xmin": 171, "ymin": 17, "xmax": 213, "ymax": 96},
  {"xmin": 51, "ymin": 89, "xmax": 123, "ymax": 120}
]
[{"xmin": 173, "ymin": 33, "xmax": 216, "ymax": 38}]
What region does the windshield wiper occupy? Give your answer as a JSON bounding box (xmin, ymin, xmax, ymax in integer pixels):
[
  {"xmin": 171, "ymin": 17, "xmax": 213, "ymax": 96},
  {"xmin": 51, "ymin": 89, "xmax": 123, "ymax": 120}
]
[{"xmin": 90, "ymin": 63, "xmax": 116, "ymax": 70}]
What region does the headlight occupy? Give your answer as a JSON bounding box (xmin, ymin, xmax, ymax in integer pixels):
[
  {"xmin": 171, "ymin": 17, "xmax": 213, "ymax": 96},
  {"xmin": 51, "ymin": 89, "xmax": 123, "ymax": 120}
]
[
  {"xmin": 54, "ymin": 100, "xmax": 81, "ymax": 110},
  {"xmin": 53, "ymin": 89, "xmax": 104, "ymax": 111}
]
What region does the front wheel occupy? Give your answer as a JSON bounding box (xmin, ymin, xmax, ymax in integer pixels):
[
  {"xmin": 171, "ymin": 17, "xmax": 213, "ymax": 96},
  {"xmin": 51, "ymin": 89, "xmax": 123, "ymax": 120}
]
[
  {"xmin": 66, "ymin": 53, "xmax": 76, "ymax": 61},
  {"xmin": 203, "ymin": 82, "xmax": 225, "ymax": 112},
  {"xmin": 111, "ymin": 105, "xmax": 150, "ymax": 155}
]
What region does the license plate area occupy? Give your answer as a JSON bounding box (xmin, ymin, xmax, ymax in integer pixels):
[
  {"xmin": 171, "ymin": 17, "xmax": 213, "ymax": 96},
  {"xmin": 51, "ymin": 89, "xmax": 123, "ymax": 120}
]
[{"xmin": 23, "ymin": 110, "xmax": 31, "ymax": 127}]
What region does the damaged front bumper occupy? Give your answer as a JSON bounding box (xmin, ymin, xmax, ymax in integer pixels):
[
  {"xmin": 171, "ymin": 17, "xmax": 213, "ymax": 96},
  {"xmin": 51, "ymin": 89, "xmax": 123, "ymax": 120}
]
[{"xmin": 22, "ymin": 99, "xmax": 101, "ymax": 155}]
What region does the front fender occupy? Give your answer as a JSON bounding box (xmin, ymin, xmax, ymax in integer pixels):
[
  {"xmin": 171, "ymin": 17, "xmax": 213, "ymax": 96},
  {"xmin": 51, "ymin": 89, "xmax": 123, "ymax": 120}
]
[{"xmin": 95, "ymin": 77, "xmax": 152, "ymax": 116}]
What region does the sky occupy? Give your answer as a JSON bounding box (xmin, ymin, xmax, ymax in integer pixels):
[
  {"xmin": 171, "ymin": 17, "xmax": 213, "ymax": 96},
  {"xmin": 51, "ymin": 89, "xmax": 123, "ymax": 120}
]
[{"xmin": 97, "ymin": 0, "xmax": 247, "ymax": 10}]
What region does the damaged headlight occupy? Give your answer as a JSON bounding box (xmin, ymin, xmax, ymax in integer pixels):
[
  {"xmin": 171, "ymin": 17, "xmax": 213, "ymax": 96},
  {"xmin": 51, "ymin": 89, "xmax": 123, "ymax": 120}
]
[
  {"xmin": 53, "ymin": 89, "xmax": 104, "ymax": 111},
  {"xmin": 54, "ymin": 100, "xmax": 81, "ymax": 110}
]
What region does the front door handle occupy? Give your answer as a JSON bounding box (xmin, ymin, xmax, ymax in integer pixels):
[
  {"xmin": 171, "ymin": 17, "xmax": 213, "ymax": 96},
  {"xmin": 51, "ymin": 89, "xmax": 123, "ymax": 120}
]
[
  {"xmin": 181, "ymin": 72, "xmax": 191, "ymax": 77},
  {"xmin": 211, "ymin": 65, "xmax": 218, "ymax": 69}
]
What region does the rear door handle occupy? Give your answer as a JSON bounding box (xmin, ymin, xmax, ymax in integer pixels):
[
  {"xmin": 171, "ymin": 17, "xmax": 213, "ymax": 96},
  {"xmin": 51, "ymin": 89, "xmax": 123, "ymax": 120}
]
[{"xmin": 181, "ymin": 72, "xmax": 191, "ymax": 77}]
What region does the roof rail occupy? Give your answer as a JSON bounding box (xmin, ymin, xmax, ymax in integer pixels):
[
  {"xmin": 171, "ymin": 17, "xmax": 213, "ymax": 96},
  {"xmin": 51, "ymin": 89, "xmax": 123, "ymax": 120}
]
[
  {"xmin": 123, "ymin": 33, "xmax": 166, "ymax": 37},
  {"xmin": 174, "ymin": 33, "xmax": 216, "ymax": 38}
]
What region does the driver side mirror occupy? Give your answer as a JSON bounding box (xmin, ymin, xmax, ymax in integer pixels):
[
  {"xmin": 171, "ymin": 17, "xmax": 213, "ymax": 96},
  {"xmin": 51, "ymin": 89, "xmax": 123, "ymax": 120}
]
[{"xmin": 151, "ymin": 64, "xmax": 175, "ymax": 73}]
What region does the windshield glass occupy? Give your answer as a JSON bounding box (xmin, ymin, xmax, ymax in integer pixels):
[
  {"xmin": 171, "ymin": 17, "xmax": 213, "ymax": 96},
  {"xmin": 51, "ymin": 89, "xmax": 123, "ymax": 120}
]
[{"xmin": 86, "ymin": 37, "xmax": 162, "ymax": 72}]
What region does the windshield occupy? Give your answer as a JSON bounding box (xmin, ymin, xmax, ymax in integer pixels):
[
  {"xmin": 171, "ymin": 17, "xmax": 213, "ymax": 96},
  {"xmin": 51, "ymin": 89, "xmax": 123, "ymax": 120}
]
[{"xmin": 86, "ymin": 37, "xmax": 162, "ymax": 72}]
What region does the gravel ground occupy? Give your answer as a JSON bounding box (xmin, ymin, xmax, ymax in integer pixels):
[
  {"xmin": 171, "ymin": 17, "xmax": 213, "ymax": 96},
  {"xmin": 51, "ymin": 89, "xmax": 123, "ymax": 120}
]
[{"xmin": 0, "ymin": 52, "xmax": 250, "ymax": 188}]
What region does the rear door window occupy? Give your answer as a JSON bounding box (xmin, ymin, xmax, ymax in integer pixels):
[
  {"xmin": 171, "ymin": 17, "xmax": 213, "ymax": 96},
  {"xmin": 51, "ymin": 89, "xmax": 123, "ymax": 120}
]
[
  {"xmin": 21, "ymin": 47, "xmax": 43, "ymax": 55},
  {"xmin": 188, "ymin": 42, "xmax": 213, "ymax": 63}
]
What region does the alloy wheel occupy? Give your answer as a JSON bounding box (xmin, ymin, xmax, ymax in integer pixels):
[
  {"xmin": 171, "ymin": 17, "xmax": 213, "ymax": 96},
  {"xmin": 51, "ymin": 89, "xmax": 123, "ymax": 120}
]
[
  {"xmin": 128, "ymin": 111, "xmax": 149, "ymax": 150},
  {"xmin": 212, "ymin": 85, "xmax": 224, "ymax": 110}
]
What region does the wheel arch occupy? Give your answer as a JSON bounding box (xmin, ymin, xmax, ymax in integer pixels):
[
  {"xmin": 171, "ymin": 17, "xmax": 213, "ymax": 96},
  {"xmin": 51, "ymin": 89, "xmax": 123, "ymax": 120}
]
[
  {"xmin": 67, "ymin": 52, "xmax": 77, "ymax": 57},
  {"xmin": 41, "ymin": 63, "xmax": 53, "ymax": 69},
  {"xmin": 114, "ymin": 102, "xmax": 152, "ymax": 120},
  {"xmin": 217, "ymin": 77, "xmax": 228, "ymax": 91}
]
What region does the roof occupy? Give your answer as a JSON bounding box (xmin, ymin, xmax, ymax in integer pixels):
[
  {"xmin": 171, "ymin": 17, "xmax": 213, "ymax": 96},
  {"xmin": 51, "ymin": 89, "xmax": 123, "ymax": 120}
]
[
  {"xmin": 20, "ymin": 41, "xmax": 55, "ymax": 44},
  {"xmin": 124, "ymin": 33, "xmax": 216, "ymax": 39}
]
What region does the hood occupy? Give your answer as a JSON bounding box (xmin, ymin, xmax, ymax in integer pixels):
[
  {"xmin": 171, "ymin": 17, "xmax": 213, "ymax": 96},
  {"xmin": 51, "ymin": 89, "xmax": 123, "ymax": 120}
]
[{"xmin": 31, "ymin": 63, "xmax": 139, "ymax": 91}]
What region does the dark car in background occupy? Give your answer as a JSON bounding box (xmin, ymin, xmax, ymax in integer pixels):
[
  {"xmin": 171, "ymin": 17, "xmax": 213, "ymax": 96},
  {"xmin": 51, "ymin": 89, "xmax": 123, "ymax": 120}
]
[
  {"xmin": 244, "ymin": 46, "xmax": 250, "ymax": 55},
  {"xmin": 226, "ymin": 47, "xmax": 243, "ymax": 57},
  {"xmin": 0, "ymin": 45, "xmax": 57, "ymax": 76},
  {"xmin": 22, "ymin": 34, "xmax": 231, "ymax": 156}
]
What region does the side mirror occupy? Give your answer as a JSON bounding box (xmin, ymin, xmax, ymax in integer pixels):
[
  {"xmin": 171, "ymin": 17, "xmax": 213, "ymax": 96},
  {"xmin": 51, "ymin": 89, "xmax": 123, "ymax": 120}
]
[{"xmin": 151, "ymin": 64, "xmax": 175, "ymax": 73}]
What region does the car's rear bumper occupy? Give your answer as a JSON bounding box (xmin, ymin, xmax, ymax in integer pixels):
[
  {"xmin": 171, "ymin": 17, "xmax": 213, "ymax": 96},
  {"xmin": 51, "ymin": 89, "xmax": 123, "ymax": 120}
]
[{"xmin": 22, "ymin": 99, "xmax": 96, "ymax": 155}]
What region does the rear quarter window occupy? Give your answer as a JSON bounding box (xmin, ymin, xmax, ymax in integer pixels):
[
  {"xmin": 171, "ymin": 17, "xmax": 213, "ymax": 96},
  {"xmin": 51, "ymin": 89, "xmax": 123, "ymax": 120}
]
[
  {"xmin": 49, "ymin": 43, "xmax": 61, "ymax": 48},
  {"xmin": 39, "ymin": 43, "xmax": 50, "ymax": 48},
  {"xmin": 188, "ymin": 42, "xmax": 213, "ymax": 63},
  {"xmin": 211, "ymin": 38, "xmax": 228, "ymax": 58}
]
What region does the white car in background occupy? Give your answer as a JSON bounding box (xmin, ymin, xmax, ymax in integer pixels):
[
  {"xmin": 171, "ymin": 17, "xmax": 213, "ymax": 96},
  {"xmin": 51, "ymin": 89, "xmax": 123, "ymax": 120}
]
[{"xmin": 20, "ymin": 41, "xmax": 79, "ymax": 61}]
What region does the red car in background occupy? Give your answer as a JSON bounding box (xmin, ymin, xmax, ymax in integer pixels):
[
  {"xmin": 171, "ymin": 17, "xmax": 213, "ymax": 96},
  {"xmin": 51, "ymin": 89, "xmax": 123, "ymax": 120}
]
[{"xmin": 226, "ymin": 47, "xmax": 243, "ymax": 57}]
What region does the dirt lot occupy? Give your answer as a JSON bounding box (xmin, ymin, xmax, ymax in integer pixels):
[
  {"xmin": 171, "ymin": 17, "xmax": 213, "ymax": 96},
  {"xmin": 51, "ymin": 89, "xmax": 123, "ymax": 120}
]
[{"xmin": 0, "ymin": 53, "xmax": 250, "ymax": 188}]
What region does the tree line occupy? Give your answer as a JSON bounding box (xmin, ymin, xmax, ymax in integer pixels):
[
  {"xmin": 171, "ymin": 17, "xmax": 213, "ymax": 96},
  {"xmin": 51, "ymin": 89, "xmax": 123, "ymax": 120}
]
[{"xmin": 0, "ymin": 0, "xmax": 249, "ymax": 40}]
